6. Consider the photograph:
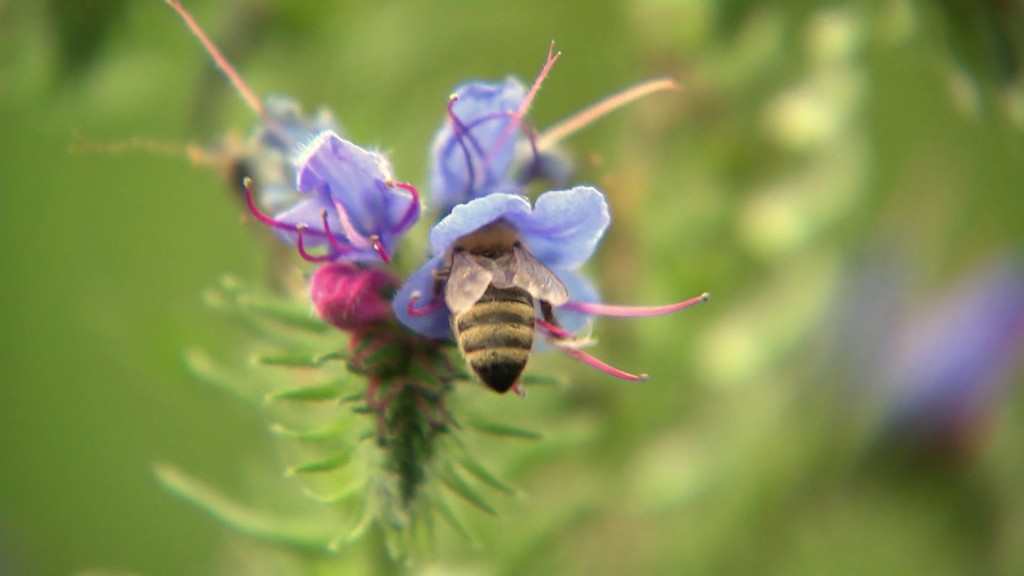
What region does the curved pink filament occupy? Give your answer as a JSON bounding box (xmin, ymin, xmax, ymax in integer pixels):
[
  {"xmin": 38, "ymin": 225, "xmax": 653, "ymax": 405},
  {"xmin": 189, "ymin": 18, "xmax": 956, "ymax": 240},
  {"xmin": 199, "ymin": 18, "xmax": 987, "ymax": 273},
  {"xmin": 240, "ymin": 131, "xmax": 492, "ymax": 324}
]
[
  {"xmin": 487, "ymin": 41, "xmax": 561, "ymax": 165},
  {"xmin": 537, "ymin": 321, "xmax": 648, "ymax": 381},
  {"xmin": 406, "ymin": 292, "xmax": 444, "ymax": 318},
  {"xmin": 535, "ymin": 318, "xmax": 574, "ymax": 340},
  {"xmin": 447, "ymin": 95, "xmax": 478, "ymax": 197},
  {"xmin": 295, "ymin": 226, "xmax": 336, "ymax": 263},
  {"xmin": 370, "ymin": 235, "xmax": 391, "ymax": 264},
  {"xmin": 390, "ymin": 181, "xmax": 421, "ymax": 233},
  {"xmin": 511, "ymin": 383, "xmax": 527, "ymax": 398},
  {"xmin": 331, "ymin": 199, "xmax": 371, "ymax": 248},
  {"xmin": 537, "ymin": 77, "xmax": 680, "ymax": 151},
  {"xmin": 243, "ymin": 177, "xmax": 297, "ymax": 232},
  {"xmin": 319, "ymin": 210, "xmax": 355, "ymax": 254},
  {"xmin": 165, "ymin": 1, "xmax": 264, "ymax": 118},
  {"xmin": 562, "ymin": 292, "xmax": 710, "ymax": 317}
]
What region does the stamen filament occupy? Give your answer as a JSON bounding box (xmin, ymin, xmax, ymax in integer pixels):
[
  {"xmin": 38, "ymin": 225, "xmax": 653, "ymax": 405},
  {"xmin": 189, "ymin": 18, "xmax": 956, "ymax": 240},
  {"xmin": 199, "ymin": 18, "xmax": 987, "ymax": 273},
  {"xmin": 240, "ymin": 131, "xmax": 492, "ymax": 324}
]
[
  {"xmin": 320, "ymin": 210, "xmax": 355, "ymax": 254},
  {"xmin": 295, "ymin": 226, "xmax": 336, "ymax": 263},
  {"xmin": 69, "ymin": 131, "xmax": 189, "ymax": 158},
  {"xmin": 406, "ymin": 292, "xmax": 444, "ymax": 317},
  {"xmin": 562, "ymin": 292, "xmax": 709, "ymax": 317},
  {"xmin": 370, "ymin": 235, "xmax": 391, "ymax": 264},
  {"xmin": 242, "ymin": 177, "xmax": 298, "ymax": 232},
  {"xmin": 389, "ymin": 181, "xmax": 421, "ymax": 233},
  {"xmin": 165, "ymin": 1, "xmax": 264, "ymax": 117},
  {"xmin": 537, "ymin": 77, "xmax": 680, "ymax": 151},
  {"xmin": 447, "ymin": 94, "xmax": 479, "ymax": 197},
  {"xmin": 486, "ymin": 41, "xmax": 561, "ymax": 166}
]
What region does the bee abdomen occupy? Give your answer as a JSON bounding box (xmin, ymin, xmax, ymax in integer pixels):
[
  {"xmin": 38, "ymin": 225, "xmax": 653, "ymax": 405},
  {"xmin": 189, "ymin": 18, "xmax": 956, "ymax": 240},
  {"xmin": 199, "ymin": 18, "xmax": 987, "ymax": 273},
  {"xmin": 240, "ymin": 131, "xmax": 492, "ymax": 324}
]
[{"xmin": 454, "ymin": 287, "xmax": 535, "ymax": 393}]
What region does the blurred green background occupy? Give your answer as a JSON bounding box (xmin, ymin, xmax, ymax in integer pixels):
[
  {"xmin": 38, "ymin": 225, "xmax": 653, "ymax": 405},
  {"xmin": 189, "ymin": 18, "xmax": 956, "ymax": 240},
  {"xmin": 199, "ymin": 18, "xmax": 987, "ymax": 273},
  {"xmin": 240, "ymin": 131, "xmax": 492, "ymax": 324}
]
[{"xmin": 2, "ymin": 1, "xmax": 1023, "ymax": 574}]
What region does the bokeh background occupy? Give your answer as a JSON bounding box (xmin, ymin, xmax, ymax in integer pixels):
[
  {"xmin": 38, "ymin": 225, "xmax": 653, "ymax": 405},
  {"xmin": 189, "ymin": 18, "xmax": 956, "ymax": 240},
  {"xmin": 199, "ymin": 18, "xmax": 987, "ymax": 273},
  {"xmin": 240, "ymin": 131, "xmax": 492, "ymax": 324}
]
[{"xmin": 2, "ymin": 1, "xmax": 1023, "ymax": 574}]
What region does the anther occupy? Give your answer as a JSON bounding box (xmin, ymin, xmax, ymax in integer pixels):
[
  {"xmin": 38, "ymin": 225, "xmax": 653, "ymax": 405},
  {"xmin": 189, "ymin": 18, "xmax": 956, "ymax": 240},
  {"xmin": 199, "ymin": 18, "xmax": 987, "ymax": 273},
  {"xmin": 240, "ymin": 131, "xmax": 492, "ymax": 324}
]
[
  {"xmin": 242, "ymin": 177, "xmax": 296, "ymax": 232},
  {"xmin": 370, "ymin": 235, "xmax": 391, "ymax": 264}
]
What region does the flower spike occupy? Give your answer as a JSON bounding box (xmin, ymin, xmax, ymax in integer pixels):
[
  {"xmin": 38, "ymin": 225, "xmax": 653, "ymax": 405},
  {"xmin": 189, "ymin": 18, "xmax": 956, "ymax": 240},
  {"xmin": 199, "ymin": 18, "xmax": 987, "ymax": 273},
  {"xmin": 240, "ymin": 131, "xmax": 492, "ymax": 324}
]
[{"xmin": 562, "ymin": 292, "xmax": 710, "ymax": 317}]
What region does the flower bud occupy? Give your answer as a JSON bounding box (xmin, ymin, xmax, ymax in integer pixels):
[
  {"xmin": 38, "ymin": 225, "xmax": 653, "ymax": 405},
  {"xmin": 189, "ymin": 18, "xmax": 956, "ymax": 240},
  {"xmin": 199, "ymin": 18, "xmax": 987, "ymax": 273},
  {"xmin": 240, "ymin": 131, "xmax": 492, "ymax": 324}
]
[{"xmin": 310, "ymin": 263, "xmax": 398, "ymax": 332}]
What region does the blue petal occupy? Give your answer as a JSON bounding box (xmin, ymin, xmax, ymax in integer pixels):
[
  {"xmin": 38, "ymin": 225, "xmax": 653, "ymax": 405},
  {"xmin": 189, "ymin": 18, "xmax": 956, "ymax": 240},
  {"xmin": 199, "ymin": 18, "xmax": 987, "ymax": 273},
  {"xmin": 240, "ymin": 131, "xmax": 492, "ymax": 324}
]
[
  {"xmin": 551, "ymin": 267, "xmax": 600, "ymax": 334},
  {"xmin": 508, "ymin": 186, "xmax": 610, "ymax": 269},
  {"xmin": 258, "ymin": 95, "xmax": 341, "ymax": 154},
  {"xmin": 392, "ymin": 255, "xmax": 453, "ymax": 338},
  {"xmin": 295, "ymin": 132, "xmax": 391, "ymax": 234},
  {"xmin": 429, "ymin": 193, "xmax": 532, "ymax": 255},
  {"xmin": 429, "ymin": 78, "xmax": 526, "ymax": 215}
]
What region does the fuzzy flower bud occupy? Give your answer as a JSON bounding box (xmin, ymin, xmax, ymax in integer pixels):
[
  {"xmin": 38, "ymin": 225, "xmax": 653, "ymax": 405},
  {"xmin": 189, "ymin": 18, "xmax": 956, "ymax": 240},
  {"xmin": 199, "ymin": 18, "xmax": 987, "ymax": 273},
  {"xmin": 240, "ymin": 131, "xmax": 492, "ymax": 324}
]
[{"xmin": 310, "ymin": 263, "xmax": 399, "ymax": 332}]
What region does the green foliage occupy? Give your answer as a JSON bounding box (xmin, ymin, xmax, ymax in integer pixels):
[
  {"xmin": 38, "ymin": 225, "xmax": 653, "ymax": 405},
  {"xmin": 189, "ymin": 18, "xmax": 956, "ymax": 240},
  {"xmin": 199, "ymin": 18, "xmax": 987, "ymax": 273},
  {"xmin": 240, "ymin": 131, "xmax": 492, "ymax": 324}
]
[{"xmin": 2, "ymin": 1, "xmax": 1023, "ymax": 575}]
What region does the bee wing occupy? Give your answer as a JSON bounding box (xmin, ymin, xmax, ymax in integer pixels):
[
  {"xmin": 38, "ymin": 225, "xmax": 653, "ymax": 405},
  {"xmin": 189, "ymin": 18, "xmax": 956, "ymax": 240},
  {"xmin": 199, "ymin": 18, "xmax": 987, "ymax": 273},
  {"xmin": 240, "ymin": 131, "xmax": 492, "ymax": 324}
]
[
  {"xmin": 444, "ymin": 250, "xmax": 495, "ymax": 314},
  {"xmin": 510, "ymin": 244, "xmax": 569, "ymax": 306}
]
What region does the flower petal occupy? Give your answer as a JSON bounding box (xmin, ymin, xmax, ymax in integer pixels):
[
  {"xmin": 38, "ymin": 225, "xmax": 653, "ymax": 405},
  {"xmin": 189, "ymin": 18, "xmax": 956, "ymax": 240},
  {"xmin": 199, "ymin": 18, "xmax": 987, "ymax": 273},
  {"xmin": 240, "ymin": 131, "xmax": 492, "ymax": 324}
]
[
  {"xmin": 392, "ymin": 255, "xmax": 453, "ymax": 339},
  {"xmin": 508, "ymin": 186, "xmax": 610, "ymax": 268},
  {"xmin": 429, "ymin": 78, "xmax": 526, "ymax": 215},
  {"xmin": 429, "ymin": 193, "xmax": 532, "ymax": 255},
  {"xmin": 550, "ymin": 267, "xmax": 600, "ymax": 335}
]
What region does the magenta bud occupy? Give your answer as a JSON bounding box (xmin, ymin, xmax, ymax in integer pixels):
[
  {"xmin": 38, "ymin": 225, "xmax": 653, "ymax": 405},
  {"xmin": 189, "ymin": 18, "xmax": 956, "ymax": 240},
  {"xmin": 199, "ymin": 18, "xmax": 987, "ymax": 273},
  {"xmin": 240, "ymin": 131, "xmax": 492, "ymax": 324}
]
[{"xmin": 310, "ymin": 263, "xmax": 398, "ymax": 332}]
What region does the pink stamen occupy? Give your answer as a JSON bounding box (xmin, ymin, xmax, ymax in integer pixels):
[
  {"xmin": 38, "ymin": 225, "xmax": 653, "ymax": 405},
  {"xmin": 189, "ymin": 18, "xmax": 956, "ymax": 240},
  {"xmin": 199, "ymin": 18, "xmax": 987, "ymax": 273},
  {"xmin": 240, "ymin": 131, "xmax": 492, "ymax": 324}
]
[
  {"xmin": 370, "ymin": 235, "xmax": 391, "ymax": 264},
  {"xmin": 562, "ymin": 292, "xmax": 709, "ymax": 317},
  {"xmin": 165, "ymin": 1, "xmax": 264, "ymax": 118},
  {"xmin": 406, "ymin": 292, "xmax": 444, "ymax": 318},
  {"xmin": 536, "ymin": 320, "xmax": 647, "ymax": 381},
  {"xmin": 319, "ymin": 210, "xmax": 354, "ymax": 254},
  {"xmin": 295, "ymin": 226, "xmax": 336, "ymax": 263},
  {"xmin": 537, "ymin": 77, "xmax": 680, "ymax": 151},
  {"xmin": 242, "ymin": 177, "xmax": 296, "ymax": 232},
  {"xmin": 511, "ymin": 383, "xmax": 527, "ymax": 398},
  {"xmin": 487, "ymin": 41, "xmax": 561, "ymax": 164},
  {"xmin": 447, "ymin": 94, "xmax": 479, "ymax": 196},
  {"xmin": 389, "ymin": 180, "xmax": 421, "ymax": 233},
  {"xmin": 535, "ymin": 319, "xmax": 574, "ymax": 340}
]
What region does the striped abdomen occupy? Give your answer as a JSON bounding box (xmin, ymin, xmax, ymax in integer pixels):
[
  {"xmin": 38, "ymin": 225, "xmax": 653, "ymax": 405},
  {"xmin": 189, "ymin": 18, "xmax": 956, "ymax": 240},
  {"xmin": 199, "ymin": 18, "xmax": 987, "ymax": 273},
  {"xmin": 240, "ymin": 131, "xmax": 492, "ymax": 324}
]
[{"xmin": 453, "ymin": 285, "xmax": 535, "ymax": 393}]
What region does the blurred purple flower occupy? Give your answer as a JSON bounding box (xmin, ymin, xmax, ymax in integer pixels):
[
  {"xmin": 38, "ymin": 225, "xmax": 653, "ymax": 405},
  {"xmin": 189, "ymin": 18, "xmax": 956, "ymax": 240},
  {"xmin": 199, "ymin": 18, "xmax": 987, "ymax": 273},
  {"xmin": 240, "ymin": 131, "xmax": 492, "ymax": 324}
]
[{"xmin": 883, "ymin": 259, "xmax": 1024, "ymax": 447}]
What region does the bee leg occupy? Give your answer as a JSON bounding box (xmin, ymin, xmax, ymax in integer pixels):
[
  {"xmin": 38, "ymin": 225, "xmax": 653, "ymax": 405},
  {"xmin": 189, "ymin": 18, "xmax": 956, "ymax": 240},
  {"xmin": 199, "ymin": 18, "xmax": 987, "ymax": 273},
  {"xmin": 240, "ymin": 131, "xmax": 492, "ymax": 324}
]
[{"xmin": 539, "ymin": 300, "xmax": 593, "ymax": 348}]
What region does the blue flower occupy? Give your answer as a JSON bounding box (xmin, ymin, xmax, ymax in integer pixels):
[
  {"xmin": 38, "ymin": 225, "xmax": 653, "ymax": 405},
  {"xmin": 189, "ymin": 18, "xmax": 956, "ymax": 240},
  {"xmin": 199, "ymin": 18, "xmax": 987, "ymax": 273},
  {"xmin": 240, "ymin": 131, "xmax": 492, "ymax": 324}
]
[
  {"xmin": 429, "ymin": 78, "xmax": 527, "ymax": 216},
  {"xmin": 237, "ymin": 96, "xmax": 341, "ymax": 214},
  {"xmin": 244, "ymin": 130, "xmax": 421, "ymax": 263},
  {"xmin": 393, "ymin": 186, "xmax": 708, "ymax": 387},
  {"xmin": 883, "ymin": 259, "xmax": 1024, "ymax": 448}
]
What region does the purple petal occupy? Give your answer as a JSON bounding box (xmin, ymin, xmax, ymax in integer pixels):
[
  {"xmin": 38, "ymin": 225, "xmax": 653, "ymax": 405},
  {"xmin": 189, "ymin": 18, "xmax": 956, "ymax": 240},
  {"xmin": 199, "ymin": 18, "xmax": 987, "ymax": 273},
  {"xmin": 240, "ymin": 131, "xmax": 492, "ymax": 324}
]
[
  {"xmin": 429, "ymin": 78, "xmax": 526, "ymax": 215},
  {"xmin": 551, "ymin": 267, "xmax": 600, "ymax": 334},
  {"xmin": 392, "ymin": 255, "xmax": 453, "ymax": 339},
  {"xmin": 429, "ymin": 193, "xmax": 532, "ymax": 255},
  {"xmin": 508, "ymin": 186, "xmax": 610, "ymax": 268}
]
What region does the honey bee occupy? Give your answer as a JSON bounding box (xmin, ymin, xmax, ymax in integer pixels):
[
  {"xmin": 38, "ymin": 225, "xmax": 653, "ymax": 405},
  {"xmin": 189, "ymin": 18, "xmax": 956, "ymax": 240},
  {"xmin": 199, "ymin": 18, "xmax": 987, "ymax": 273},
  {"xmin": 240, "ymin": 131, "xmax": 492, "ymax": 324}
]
[{"xmin": 439, "ymin": 219, "xmax": 569, "ymax": 393}]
